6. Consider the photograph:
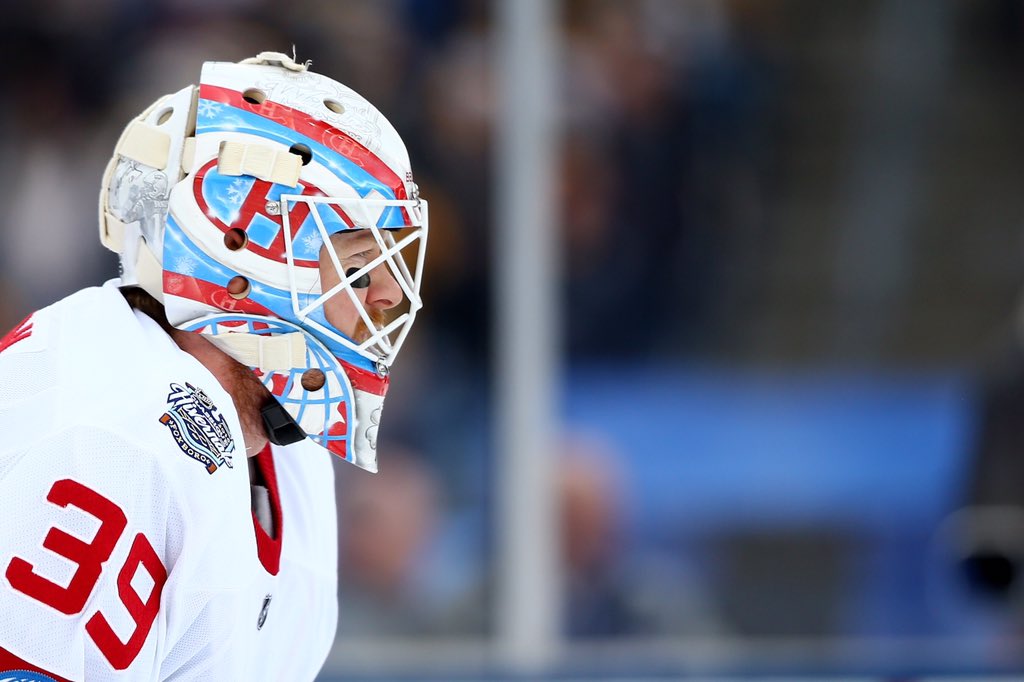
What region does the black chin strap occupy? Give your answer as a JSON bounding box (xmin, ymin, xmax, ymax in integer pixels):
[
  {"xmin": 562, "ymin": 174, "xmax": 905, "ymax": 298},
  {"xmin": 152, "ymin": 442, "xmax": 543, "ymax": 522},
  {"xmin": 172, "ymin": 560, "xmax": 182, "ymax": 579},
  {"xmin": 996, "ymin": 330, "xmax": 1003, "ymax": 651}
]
[{"xmin": 260, "ymin": 402, "xmax": 306, "ymax": 445}]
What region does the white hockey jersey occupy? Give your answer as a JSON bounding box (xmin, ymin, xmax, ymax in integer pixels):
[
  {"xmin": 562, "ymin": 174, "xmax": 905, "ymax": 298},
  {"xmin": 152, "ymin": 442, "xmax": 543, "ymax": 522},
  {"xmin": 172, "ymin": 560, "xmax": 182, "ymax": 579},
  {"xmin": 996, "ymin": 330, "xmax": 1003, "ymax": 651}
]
[{"xmin": 0, "ymin": 286, "xmax": 338, "ymax": 680}]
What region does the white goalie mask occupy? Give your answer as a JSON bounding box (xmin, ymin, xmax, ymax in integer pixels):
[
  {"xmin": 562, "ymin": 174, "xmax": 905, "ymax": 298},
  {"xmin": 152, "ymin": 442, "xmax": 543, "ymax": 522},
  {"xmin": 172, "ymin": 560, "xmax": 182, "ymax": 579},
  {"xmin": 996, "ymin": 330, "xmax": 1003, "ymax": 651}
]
[{"xmin": 99, "ymin": 52, "xmax": 428, "ymax": 472}]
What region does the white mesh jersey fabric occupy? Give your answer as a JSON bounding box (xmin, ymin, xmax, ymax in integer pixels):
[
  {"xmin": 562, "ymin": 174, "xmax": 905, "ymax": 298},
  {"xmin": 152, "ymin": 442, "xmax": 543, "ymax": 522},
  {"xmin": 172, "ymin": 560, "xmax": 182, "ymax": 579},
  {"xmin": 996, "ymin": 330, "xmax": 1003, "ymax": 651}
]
[{"xmin": 0, "ymin": 286, "xmax": 338, "ymax": 680}]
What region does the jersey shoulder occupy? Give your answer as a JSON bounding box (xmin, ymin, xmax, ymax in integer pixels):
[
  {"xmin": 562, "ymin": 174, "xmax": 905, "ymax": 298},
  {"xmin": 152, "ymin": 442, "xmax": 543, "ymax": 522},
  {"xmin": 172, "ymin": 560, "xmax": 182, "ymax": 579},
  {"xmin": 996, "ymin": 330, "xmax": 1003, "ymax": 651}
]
[
  {"xmin": 0, "ymin": 288, "xmax": 255, "ymax": 588},
  {"xmin": 0, "ymin": 288, "xmax": 169, "ymax": 447},
  {"xmin": 0, "ymin": 289, "xmax": 263, "ymax": 678},
  {"xmin": 0, "ymin": 287, "xmax": 244, "ymax": 481}
]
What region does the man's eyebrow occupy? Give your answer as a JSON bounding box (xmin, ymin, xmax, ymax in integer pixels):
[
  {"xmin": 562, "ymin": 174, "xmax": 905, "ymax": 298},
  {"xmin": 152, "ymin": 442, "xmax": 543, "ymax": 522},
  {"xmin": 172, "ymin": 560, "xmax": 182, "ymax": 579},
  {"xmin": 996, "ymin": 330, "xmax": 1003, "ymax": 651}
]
[{"xmin": 332, "ymin": 231, "xmax": 379, "ymax": 255}]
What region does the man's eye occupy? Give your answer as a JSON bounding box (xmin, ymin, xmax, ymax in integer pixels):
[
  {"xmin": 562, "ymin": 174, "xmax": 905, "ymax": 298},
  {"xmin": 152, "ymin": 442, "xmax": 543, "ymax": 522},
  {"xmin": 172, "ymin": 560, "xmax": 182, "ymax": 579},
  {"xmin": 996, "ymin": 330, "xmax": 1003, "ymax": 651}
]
[{"xmin": 345, "ymin": 267, "xmax": 371, "ymax": 289}]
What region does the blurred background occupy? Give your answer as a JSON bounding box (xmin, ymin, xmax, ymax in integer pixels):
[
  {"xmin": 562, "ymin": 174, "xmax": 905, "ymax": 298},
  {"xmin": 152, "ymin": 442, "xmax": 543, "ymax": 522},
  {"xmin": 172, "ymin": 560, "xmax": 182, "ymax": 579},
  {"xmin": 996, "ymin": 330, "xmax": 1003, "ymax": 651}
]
[{"xmin": 3, "ymin": 0, "xmax": 1024, "ymax": 679}]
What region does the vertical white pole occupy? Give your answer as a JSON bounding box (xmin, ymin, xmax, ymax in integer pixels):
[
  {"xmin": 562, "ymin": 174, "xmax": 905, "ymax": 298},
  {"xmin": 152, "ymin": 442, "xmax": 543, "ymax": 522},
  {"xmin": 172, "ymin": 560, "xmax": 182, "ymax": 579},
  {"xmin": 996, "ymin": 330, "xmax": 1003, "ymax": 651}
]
[{"xmin": 493, "ymin": 0, "xmax": 562, "ymax": 672}]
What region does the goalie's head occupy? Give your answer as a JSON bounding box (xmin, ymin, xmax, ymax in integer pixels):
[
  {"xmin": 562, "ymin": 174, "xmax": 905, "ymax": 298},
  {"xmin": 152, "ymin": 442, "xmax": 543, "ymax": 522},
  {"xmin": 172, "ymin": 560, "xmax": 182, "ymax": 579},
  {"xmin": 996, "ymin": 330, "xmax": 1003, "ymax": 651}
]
[{"xmin": 99, "ymin": 52, "xmax": 428, "ymax": 472}]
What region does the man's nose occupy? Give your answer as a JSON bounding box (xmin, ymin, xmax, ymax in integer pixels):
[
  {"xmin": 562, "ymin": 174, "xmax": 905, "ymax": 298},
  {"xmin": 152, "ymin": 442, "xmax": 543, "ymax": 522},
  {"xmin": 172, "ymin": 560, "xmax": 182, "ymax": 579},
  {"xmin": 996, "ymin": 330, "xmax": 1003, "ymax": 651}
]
[{"xmin": 368, "ymin": 265, "xmax": 403, "ymax": 310}]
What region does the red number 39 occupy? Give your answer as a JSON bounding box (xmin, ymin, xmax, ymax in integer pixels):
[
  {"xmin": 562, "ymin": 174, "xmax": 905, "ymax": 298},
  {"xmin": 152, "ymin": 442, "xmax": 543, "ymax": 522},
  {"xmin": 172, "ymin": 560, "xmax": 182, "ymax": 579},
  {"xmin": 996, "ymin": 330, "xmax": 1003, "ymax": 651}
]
[{"xmin": 5, "ymin": 479, "xmax": 167, "ymax": 670}]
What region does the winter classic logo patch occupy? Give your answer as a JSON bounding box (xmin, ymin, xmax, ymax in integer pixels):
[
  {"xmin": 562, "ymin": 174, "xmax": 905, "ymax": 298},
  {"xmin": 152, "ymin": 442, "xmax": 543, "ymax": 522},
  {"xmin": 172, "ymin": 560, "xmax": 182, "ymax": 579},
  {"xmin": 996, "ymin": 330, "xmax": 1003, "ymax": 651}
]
[{"xmin": 159, "ymin": 382, "xmax": 235, "ymax": 474}]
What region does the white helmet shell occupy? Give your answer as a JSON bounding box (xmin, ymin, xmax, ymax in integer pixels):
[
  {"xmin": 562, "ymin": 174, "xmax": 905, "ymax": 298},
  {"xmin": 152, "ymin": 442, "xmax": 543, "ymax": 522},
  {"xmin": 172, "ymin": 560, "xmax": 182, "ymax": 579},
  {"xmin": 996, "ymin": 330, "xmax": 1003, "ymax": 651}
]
[{"xmin": 99, "ymin": 52, "xmax": 428, "ymax": 472}]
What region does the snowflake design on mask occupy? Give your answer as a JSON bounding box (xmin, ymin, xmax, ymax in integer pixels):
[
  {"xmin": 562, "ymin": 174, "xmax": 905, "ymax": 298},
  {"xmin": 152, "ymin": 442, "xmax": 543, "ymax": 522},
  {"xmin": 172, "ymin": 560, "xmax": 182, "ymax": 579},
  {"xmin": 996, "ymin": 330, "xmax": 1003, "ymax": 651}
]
[
  {"xmin": 197, "ymin": 100, "xmax": 222, "ymax": 119},
  {"xmin": 174, "ymin": 256, "xmax": 197, "ymax": 277},
  {"xmin": 302, "ymin": 233, "xmax": 323, "ymax": 255},
  {"xmin": 226, "ymin": 179, "xmax": 248, "ymax": 206}
]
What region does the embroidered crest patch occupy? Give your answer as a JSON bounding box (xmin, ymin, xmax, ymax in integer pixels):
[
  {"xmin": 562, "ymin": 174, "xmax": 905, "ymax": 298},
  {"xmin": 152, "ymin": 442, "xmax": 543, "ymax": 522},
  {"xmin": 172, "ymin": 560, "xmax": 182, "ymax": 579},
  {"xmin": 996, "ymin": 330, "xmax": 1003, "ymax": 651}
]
[{"xmin": 159, "ymin": 382, "xmax": 235, "ymax": 474}]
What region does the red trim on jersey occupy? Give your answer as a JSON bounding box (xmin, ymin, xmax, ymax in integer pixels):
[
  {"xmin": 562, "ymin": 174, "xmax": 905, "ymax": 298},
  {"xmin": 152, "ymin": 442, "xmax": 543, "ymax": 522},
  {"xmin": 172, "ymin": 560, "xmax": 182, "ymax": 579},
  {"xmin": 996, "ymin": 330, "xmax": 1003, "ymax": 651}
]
[
  {"xmin": 251, "ymin": 444, "xmax": 283, "ymax": 576},
  {"xmin": 343, "ymin": 360, "xmax": 389, "ymax": 396},
  {"xmin": 0, "ymin": 314, "xmax": 33, "ymax": 354},
  {"xmin": 199, "ymin": 84, "xmax": 408, "ymax": 200},
  {"xmin": 0, "ymin": 646, "xmax": 72, "ymax": 681}
]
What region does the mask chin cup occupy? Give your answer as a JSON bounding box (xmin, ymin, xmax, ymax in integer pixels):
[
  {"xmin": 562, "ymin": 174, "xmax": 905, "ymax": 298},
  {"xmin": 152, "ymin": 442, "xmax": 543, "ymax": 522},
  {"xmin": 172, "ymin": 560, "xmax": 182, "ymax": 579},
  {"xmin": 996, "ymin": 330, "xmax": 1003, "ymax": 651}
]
[{"xmin": 260, "ymin": 401, "xmax": 307, "ymax": 446}]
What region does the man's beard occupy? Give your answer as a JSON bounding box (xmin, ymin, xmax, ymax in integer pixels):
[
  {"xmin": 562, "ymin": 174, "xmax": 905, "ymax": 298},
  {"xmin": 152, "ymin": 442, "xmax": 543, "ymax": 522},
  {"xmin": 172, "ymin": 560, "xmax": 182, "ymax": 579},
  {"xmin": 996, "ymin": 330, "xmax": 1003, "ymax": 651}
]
[
  {"xmin": 229, "ymin": 305, "xmax": 390, "ymax": 455},
  {"xmin": 352, "ymin": 307, "xmax": 389, "ymax": 343}
]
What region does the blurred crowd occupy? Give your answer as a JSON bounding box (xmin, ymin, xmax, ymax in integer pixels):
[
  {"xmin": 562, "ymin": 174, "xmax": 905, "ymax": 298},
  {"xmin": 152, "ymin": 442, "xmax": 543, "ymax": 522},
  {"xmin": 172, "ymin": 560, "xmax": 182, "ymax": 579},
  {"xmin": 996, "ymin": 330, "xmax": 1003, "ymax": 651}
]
[
  {"xmin": 0, "ymin": 0, "xmax": 776, "ymax": 357},
  {"xmin": 0, "ymin": 0, "xmax": 772, "ymax": 641},
  {"xmin": 4, "ymin": 0, "xmax": 1024, "ymax": 665}
]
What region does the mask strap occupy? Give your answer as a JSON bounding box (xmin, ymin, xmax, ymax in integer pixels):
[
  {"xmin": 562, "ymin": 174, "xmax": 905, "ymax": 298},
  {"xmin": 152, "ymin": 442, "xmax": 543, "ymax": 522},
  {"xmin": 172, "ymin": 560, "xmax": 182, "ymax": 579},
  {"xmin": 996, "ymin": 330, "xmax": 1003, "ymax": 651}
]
[{"xmin": 261, "ymin": 402, "xmax": 306, "ymax": 445}]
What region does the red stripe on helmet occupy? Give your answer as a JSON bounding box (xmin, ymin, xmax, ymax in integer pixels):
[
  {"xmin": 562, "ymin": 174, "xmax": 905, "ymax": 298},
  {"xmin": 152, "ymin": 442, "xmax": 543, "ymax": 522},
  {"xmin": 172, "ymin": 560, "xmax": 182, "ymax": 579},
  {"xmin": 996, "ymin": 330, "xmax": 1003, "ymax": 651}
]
[
  {"xmin": 341, "ymin": 359, "xmax": 389, "ymax": 396},
  {"xmin": 164, "ymin": 273, "xmax": 277, "ymax": 317},
  {"xmin": 199, "ymin": 84, "xmax": 407, "ymax": 201},
  {"xmin": 166, "ymin": 273, "xmax": 391, "ymax": 397}
]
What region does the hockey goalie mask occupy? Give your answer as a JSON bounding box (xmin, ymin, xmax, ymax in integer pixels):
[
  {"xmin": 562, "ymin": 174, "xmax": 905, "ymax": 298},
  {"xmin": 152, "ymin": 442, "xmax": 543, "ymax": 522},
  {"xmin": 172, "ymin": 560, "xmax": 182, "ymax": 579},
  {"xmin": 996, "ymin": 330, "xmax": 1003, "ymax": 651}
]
[{"xmin": 99, "ymin": 52, "xmax": 427, "ymax": 472}]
